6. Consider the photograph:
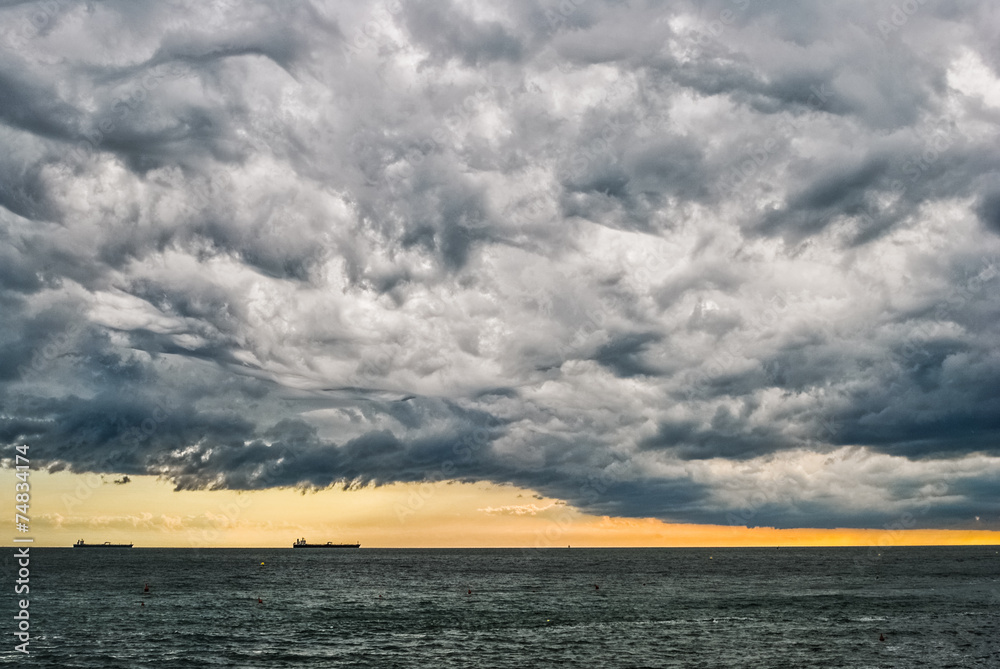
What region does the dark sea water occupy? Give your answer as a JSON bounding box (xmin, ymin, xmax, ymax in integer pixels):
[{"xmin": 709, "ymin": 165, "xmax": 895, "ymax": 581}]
[{"xmin": 6, "ymin": 546, "xmax": 999, "ymax": 667}]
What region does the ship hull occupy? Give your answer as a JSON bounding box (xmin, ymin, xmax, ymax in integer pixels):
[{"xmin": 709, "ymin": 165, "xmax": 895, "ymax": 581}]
[
  {"xmin": 73, "ymin": 544, "xmax": 133, "ymax": 548},
  {"xmin": 292, "ymin": 544, "xmax": 360, "ymax": 548}
]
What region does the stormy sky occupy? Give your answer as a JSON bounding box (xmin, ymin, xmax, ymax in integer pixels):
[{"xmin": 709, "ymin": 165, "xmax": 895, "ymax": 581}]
[{"xmin": 2, "ymin": 0, "xmax": 999, "ymax": 530}]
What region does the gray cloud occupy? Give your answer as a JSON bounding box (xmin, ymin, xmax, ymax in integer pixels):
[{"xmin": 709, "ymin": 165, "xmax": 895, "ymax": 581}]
[{"xmin": 1, "ymin": 0, "xmax": 999, "ymax": 531}]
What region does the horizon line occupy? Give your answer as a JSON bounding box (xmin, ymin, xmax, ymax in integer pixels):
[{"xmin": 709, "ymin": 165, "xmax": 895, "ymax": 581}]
[{"xmin": 35, "ymin": 543, "xmax": 1000, "ymax": 549}]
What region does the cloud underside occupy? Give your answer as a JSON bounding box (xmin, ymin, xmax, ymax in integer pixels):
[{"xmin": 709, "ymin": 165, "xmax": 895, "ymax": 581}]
[{"xmin": 2, "ymin": 0, "xmax": 1000, "ymax": 529}]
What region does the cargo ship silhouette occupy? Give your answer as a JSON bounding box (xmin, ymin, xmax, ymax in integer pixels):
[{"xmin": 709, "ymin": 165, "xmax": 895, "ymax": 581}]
[
  {"xmin": 73, "ymin": 539, "xmax": 133, "ymax": 548},
  {"xmin": 293, "ymin": 538, "xmax": 360, "ymax": 548}
]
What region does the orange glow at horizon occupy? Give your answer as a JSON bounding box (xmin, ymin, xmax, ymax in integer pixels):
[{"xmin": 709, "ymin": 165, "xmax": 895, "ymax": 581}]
[{"xmin": 22, "ymin": 470, "xmax": 1000, "ymax": 548}]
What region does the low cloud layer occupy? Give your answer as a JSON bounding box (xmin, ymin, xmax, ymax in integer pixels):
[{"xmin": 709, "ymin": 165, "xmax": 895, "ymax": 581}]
[{"xmin": 2, "ymin": 0, "xmax": 999, "ymax": 529}]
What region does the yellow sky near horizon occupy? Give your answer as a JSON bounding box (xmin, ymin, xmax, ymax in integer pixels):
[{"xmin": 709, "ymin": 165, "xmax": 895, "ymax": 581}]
[{"xmin": 18, "ymin": 470, "xmax": 1000, "ymax": 548}]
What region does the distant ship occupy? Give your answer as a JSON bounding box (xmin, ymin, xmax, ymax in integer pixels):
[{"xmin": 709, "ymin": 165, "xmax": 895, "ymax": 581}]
[
  {"xmin": 293, "ymin": 538, "xmax": 360, "ymax": 548},
  {"xmin": 73, "ymin": 539, "xmax": 133, "ymax": 548}
]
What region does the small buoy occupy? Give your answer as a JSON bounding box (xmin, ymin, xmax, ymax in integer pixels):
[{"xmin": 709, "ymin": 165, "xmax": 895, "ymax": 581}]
[
  {"xmin": 143, "ymin": 583, "xmax": 149, "ymax": 593},
  {"xmin": 260, "ymin": 562, "xmax": 265, "ymax": 566},
  {"xmin": 258, "ymin": 598, "xmax": 263, "ymax": 604},
  {"xmin": 140, "ymin": 601, "xmax": 144, "ymax": 607},
  {"xmin": 467, "ymin": 589, "xmax": 472, "ymax": 595},
  {"xmin": 879, "ymin": 633, "xmax": 885, "ymax": 642},
  {"xmin": 594, "ymin": 584, "xmax": 599, "ymax": 590}
]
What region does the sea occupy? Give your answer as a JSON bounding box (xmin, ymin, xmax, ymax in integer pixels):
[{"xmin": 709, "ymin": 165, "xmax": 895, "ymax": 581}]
[{"xmin": 5, "ymin": 546, "xmax": 998, "ymax": 668}]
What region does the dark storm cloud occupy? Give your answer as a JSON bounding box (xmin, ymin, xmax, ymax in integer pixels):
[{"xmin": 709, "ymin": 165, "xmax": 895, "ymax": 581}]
[
  {"xmin": 1, "ymin": 0, "xmax": 999, "ymax": 530},
  {"xmin": 592, "ymin": 331, "xmax": 664, "ymax": 378},
  {"xmin": 401, "ymin": 0, "xmax": 525, "ymax": 66},
  {"xmin": 976, "ymin": 187, "xmax": 1000, "ymax": 234}
]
